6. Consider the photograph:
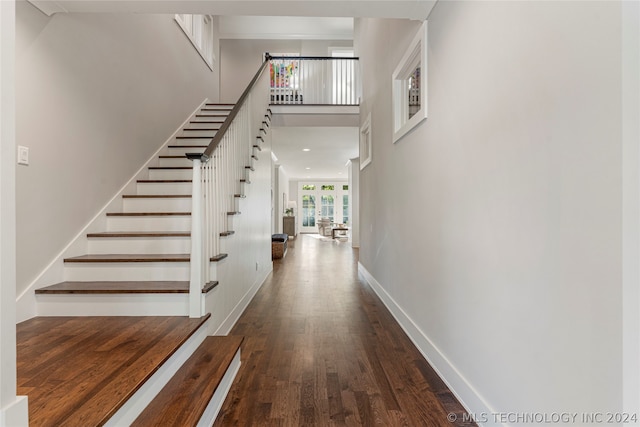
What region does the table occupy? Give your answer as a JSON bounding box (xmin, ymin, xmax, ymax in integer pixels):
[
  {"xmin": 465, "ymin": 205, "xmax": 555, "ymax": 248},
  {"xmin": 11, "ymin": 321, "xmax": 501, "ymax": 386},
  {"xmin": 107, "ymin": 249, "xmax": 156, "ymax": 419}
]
[{"xmin": 332, "ymin": 227, "xmax": 349, "ymax": 239}]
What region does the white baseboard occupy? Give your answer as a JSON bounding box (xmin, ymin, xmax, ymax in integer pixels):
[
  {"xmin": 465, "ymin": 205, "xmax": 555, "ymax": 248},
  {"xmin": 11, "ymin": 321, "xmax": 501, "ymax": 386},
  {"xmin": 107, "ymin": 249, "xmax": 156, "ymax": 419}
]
[
  {"xmin": 0, "ymin": 396, "xmax": 28, "ymax": 427},
  {"xmin": 357, "ymin": 262, "xmax": 497, "ymax": 427},
  {"xmin": 213, "ymin": 266, "xmax": 271, "ymax": 336},
  {"xmin": 15, "ymin": 99, "xmax": 209, "ymax": 323}
]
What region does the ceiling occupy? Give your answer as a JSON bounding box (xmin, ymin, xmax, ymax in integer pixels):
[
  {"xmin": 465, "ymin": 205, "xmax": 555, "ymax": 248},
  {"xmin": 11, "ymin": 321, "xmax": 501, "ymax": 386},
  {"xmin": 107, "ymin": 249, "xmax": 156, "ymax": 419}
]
[
  {"xmin": 219, "ymin": 16, "xmax": 353, "ymax": 40},
  {"xmin": 272, "ymin": 127, "xmax": 359, "ymax": 180},
  {"xmin": 31, "ymin": 0, "xmax": 437, "ymax": 20}
]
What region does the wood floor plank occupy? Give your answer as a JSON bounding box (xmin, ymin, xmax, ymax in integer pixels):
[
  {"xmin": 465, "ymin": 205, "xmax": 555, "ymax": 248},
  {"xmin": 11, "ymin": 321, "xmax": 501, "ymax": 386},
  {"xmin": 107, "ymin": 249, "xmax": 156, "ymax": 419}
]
[
  {"xmin": 214, "ymin": 234, "xmax": 475, "ymax": 426},
  {"xmin": 17, "ymin": 315, "xmax": 210, "ymax": 426}
]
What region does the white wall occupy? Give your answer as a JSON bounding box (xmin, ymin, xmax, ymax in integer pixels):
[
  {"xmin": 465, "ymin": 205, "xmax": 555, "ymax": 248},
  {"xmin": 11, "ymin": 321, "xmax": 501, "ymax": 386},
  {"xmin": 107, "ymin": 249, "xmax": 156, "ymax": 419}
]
[
  {"xmin": 1, "ymin": 0, "xmax": 28, "ymax": 424},
  {"xmin": 356, "ymin": 2, "xmax": 626, "ymax": 424},
  {"xmin": 348, "ymin": 157, "xmax": 359, "ymax": 247},
  {"xmin": 219, "ymin": 39, "xmax": 353, "ymax": 103},
  {"xmin": 15, "ymin": 3, "xmax": 219, "ymax": 296},
  {"xmin": 274, "ymin": 165, "xmax": 290, "ymax": 234},
  {"xmin": 207, "ymin": 126, "xmax": 274, "ymax": 335}
]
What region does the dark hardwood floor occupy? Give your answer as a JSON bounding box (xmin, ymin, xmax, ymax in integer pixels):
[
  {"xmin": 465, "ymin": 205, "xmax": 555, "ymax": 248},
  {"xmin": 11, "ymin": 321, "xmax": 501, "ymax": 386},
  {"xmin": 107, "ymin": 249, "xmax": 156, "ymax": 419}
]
[
  {"xmin": 17, "ymin": 315, "xmax": 210, "ymax": 426},
  {"xmin": 215, "ymin": 234, "xmax": 475, "ymax": 426}
]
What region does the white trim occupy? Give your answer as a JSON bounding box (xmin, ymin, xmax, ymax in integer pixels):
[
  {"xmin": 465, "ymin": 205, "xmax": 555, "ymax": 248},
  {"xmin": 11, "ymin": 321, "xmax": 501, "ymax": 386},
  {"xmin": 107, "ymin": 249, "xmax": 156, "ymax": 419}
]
[
  {"xmin": 622, "ymin": 0, "xmax": 640, "ymax": 423},
  {"xmin": 16, "ymin": 99, "xmax": 210, "ymax": 322},
  {"xmin": 26, "ymin": 0, "xmax": 67, "ymax": 16},
  {"xmin": 213, "ymin": 265, "xmax": 271, "ymax": 336},
  {"xmin": 0, "ymin": 396, "xmax": 28, "ymax": 427},
  {"xmin": 175, "ymin": 15, "xmax": 215, "ymax": 72},
  {"xmin": 358, "ymin": 262, "xmax": 496, "ymax": 427},
  {"xmin": 196, "ymin": 350, "xmax": 241, "ymax": 426},
  {"xmin": 360, "ymin": 112, "xmax": 372, "ymax": 170},
  {"xmin": 392, "ymin": 22, "xmax": 428, "ymax": 144}
]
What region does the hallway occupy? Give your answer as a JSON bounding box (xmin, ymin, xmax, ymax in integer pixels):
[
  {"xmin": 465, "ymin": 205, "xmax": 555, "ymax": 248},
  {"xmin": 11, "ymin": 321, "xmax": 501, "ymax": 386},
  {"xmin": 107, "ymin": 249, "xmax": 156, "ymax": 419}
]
[{"xmin": 216, "ymin": 234, "xmax": 474, "ymax": 426}]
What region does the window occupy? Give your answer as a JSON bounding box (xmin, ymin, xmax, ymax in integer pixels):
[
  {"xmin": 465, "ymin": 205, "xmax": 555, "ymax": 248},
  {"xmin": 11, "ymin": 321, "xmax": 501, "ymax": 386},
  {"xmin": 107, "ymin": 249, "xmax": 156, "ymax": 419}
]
[
  {"xmin": 343, "ymin": 185, "xmax": 348, "ymax": 190},
  {"xmin": 321, "ymin": 185, "xmax": 335, "ymax": 191},
  {"xmin": 392, "ymin": 22, "xmax": 428, "ymax": 143},
  {"xmin": 342, "ymin": 195, "xmax": 349, "ymax": 224},
  {"xmin": 302, "ymin": 195, "xmax": 316, "ymax": 227},
  {"xmin": 321, "ymin": 195, "xmax": 335, "ymax": 222},
  {"xmin": 175, "ymin": 14, "xmax": 215, "ymax": 70},
  {"xmin": 302, "ymin": 184, "xmax": 316, "ymax": 190}
]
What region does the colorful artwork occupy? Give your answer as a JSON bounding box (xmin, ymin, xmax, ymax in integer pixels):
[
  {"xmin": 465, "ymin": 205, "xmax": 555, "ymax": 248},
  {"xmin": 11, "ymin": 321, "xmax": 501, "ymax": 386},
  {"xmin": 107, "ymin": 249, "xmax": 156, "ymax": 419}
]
[{"xmin": 270, "ymin": 60, "xmax": 299, "ymax": 88}]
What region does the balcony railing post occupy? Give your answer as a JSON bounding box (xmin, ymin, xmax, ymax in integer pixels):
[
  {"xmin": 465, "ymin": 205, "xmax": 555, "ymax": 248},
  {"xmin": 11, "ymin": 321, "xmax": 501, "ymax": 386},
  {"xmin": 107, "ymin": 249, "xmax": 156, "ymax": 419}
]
[{"xmin": 186, "ymin": 154, "xmax": 208, "ymax": 318}]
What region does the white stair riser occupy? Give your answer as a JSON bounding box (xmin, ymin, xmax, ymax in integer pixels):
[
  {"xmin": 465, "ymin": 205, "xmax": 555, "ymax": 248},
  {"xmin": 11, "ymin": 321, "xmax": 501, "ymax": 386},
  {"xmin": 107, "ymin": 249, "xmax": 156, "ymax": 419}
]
[
  {"xmin": 107, "ymin": 216, "xmax": 191, "ymax": 232},
  {"xmin": 179, "ymin": 130, "xmax": 219, "ymax": 138},
  {"xmin": 123, "ymin": 197, "xmax": 192, "ymax": 212},
  {"xmin": 187, "ymin": 122, "xmax": 225, "ymax": 129},
  {"xmin": 202, "ymin": 106, "xmax": 232, "ymax": 111},
  {"xmin": 164, "ymin": 147, "xmax": 207, "ymax": 156},
  {"xmin": 149, "ymin": 169, "xmax": 193, "ymax": 180},
  {"xmin": 88, "ymin": 237, "xmax": 191, "ymax": 254},
  {"xmin": 64, "ymin": 263, "xmax": 191, "ymax": 281},
  {"xmin": 36, "ymin": 294, "xmax": 189, "ymax": 316},
  {"xmin": 136, "ymin": 182, "xmax": 192, "ymax": 195},
  {"xmin": 175, "ymin": 138, "xmax": 213, "ymax": 145},
  {"xmin": 158, "ymin": 157, "xmax": 194, "ymax": 167}
]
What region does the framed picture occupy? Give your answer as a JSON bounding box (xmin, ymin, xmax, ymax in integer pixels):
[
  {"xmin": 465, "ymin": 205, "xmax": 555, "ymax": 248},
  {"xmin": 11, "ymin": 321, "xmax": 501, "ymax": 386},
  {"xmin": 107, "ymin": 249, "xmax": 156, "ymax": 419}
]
[
  {"xmin": 392, "ymin": 22, "xmax": 428, "ymax": 143},
  {"xmin": 360, "ymin": 112, "xmax": 372, "ymax": 170}
]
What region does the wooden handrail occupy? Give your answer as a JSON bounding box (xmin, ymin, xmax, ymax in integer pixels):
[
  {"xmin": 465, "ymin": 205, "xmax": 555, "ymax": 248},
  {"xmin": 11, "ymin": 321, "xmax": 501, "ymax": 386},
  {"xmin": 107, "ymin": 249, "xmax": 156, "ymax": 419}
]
[
  {"xmin": 269, "ymin": 56, "xmax": 359, "ymax": 61},
  {"xmin": 201, "ymin": 57, "xmax": 271, "ymax": 159}
]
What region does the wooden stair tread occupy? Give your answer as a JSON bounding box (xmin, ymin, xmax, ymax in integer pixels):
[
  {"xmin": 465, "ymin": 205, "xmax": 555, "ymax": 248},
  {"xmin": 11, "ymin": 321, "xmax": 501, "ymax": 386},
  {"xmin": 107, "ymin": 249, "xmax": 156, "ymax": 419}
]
[
  {"xmin": 220, "ymin": 231, "xmax": 235, "ymax": 237},
  {"xmin": 210, "ymin": 253, "xmax": 228, "ymax": 262},
  {"xmin": 107, "ymin": 212, "xmax": 191, "ymax": 217},
  {"xmin": 87, "ymin": 231, "xmax": 190, "ymax": 238},
  {"xmin": 17, "ymin": 314, "xmax": 211, "ymax": 426},
  {"xmin": 35, "ymin": 281, "xmax": 217, "ymax": 294},
  {"xmin": 137, "ymin": 180, "xmax": 192, "ymax": 183},
  {"xmin": 182, "ymin": 128, "xmax": 220, "ymax": 131},
  {"xmin": 132, "ymin": 336, "xmax": 243, "ymax": 427},
  {"xmin": 148, "ymin": 166, "xmax": 192, "ymax": 170},
  {"xmin": 168, "ymin": 145, "xmax": 208, "ymax": 148},
  {"xmin": 64, "ymin": 254, "xmax": 191, "ymax": 263},
  {"xmin": 122, "ymin": 194, "xmax": 191, "ymax": 198}
]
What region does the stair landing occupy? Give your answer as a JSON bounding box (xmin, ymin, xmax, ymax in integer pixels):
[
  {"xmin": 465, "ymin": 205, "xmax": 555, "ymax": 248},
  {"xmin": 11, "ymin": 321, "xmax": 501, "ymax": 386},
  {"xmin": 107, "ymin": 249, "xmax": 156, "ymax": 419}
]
[{"xmin": 17, "ymin": 315, "xmax": 210, "ymax": 426}]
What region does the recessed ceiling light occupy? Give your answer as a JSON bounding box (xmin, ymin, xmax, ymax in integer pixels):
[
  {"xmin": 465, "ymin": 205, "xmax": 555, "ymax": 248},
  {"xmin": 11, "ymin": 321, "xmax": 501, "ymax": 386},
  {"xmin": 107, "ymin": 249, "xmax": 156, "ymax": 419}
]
[
  {"xmin": 302, "ymin": 148, "xmax": 311, "ymax": 152},
  {"xmin": 305, "ymin": 167, "xmax": 311, "ymax": 170},
  {"xmin": 338, "ymin": 172, "xmax": 342, "ymax": 175}
]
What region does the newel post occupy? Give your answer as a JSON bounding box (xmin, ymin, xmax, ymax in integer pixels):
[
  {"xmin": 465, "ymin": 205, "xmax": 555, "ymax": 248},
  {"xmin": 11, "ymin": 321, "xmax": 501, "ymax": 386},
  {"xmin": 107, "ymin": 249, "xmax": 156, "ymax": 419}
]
[{"xmin": 186, "ymin": 153, "xmax": 209, "ymax": 318}]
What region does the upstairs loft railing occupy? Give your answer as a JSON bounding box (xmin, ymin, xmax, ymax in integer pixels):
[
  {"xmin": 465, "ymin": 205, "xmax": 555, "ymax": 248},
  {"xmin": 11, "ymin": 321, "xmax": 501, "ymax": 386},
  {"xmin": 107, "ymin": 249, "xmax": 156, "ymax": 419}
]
[
  {"xmin": 269, "ymin": 56, "xmax": 360, "ymax": 106},
  {"xmin": 186, "ymin": 57, "xmax": 271, "ymax": 318}
]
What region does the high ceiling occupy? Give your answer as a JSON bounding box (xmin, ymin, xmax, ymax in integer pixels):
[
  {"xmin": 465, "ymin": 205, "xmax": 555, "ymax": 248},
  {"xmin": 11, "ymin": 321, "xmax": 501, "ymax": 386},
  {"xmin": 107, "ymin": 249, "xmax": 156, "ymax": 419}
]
[
  {"xmin": 219, "ymin": 16, "xmax": 353, "ymax": 40},
  {"xmin": 272, "ymin": 127, "xmax": 359, "ymax": 180},
  {"xmin": 31, "ymin": 0, "xmax": 437, "ymax": 20}
]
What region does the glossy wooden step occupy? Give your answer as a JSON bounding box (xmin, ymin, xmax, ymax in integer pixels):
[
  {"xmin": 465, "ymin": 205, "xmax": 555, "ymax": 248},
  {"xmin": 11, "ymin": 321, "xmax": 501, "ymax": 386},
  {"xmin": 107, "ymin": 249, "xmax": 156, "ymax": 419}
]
[
  {"xmin": 131, "ymin": 336, "xmax": 243, "ymax": 427},
  {"xmin": 35, "ymin": 280, "xmax": 218, "ymax": 294},
  {"xmin": 17, "ymin": 314, "xmax": 210, "ymax": 427},
  {"xmin": 87, "ymin": 231, "xmax": 190, "ymax": 238},
  {"xmin": 64, "ymin": 254, "xmax": 191, "ymax": 263},
  {"xmin": 106, "ymin": 212, "xmax": 191, "ymax": 216}
]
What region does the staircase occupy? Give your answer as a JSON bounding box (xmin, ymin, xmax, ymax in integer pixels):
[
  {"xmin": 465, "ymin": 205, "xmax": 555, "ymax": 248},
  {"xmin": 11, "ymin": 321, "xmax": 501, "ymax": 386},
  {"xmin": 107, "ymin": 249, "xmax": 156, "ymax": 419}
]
[
  {"xmin": 19, "ymin": 99, "xmax": 272, "ymax": 425},
  {"xmin": 34, "ymin": 103, "xmax": 266, "ymax": 315}
]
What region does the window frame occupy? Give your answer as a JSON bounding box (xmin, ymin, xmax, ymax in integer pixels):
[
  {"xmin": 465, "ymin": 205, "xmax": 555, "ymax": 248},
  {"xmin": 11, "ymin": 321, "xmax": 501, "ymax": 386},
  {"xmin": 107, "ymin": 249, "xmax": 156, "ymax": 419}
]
[
  {"xmin": 392, "ymin": 22, "xmax": 428, "ymax": 143},
  {"xmin": 175, "ymin": 14, "xmax": 215, "ymax": 71}
]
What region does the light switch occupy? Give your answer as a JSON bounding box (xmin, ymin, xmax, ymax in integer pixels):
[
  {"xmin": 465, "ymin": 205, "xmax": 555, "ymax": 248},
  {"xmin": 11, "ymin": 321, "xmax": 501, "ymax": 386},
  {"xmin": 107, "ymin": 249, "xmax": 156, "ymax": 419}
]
[{"xmin": 17, "ymin": 146, "xmax": 29, "ymax": 166}]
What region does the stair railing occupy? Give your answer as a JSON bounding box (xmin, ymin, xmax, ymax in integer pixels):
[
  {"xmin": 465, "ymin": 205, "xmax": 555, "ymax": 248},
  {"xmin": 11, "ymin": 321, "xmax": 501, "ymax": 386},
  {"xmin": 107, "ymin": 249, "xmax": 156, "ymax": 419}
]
[
  {"xmin": 269, "ymin": 55, "xmax": 360, "ymax": 105},
  {"xmin": 186, "ymin": 57, "xmax": 271, "ymax": 318}
]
